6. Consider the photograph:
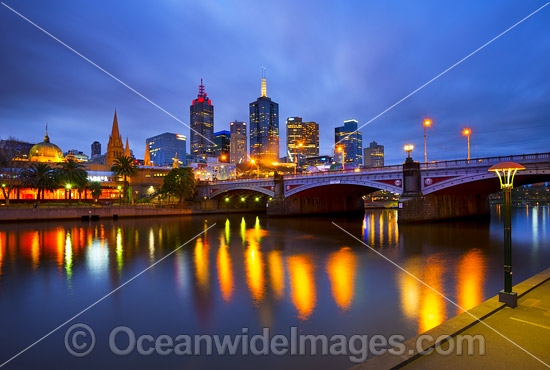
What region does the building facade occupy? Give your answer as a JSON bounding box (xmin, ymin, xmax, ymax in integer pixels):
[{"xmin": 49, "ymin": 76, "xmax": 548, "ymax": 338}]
[
  {"xmin": 286, "ymin": 117, "xmax": 319, "ymax": 163},
  {"xmin": 229, "ymin": 120, "xmax": 247, "ymax": 164},
  {"xmin": 190, "ymin": 79, "xmax": 214, "ymax": 157},
  {"xmin": 146, "ymin": 132, "xmax": 187, "ymax": 167},
  {"xmin": 364, "ymin": 141, "xmax": 384, "ymax": 167},
  {"xmin": 334, "ymin": 119, "xmax": 363, "ymax": 167},
  {"xmin": 249, "ymin": 76, "xmax": 279, "ymax": 163},
  {"xmin": 91, "ymin": 141, "xmax": 101, "ymax": 158},
  {"xmin": 213, "ymin": 131, "xmax": 230, "ymax": 161}
]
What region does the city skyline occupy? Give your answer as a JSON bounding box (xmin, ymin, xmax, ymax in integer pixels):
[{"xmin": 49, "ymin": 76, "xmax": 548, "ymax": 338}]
[{"xmin": 1, "ymin": 1, "xmax": 549, "ymax": 164}]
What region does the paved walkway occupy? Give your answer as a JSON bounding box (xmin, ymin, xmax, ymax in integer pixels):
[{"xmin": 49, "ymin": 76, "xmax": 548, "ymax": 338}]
[
  {"xmin": 353, "ymin": 268, "xmax": 550, "ymax": 370},
  {"xmin": 403, "ymin": 279, "xmax": 550, "ymax": 369}
]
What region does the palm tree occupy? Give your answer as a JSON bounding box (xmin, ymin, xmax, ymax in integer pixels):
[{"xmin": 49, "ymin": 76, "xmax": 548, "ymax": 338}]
[
  {"xmin": 111, "ymin": 156, "xmax": 138, "ymax": 204},
  {"xmin": 89, "ymin": 182, "xmax": 102, "ymax": 203},
  {"xmin": 22, "ymin": 163, "xmax": 58, "ymax": 201},
  {"xmin": 55, "ymin": 159, "xmax": 88, "ymax": 200}
]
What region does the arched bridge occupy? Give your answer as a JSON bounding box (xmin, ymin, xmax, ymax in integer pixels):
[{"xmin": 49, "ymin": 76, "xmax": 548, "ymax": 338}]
[{"xmin": 204, "ymin": 152, "xmax": 550, "ymax": 221}]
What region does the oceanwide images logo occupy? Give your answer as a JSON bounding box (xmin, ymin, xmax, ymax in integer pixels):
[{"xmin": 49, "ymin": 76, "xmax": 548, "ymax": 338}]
[{"xmin": 65, "ymin": 324, "xmax": 485, "ymax": 363}]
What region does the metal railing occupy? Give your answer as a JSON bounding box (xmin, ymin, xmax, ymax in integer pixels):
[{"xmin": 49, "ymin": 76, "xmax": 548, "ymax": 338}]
[{"xmin": 208, "ymin": 152, "xmax": 550, "ymax": 185}]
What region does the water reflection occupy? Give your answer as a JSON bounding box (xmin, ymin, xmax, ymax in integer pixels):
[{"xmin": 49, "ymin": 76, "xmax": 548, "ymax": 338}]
[
  {"xmin": 0, "ymin": 206, "xmax": 548, "ymax": 369},
  {"xmin": 457, "ymin": 249, "xmax": 485, "ymax": 313},
  {"xmin": 288, "ymin": 255, "xmax": 316, "ymax": 320},
  {"xmin": 326, "ymin": 247, "xmax": 356, "ymax": 311},
  {"xmin": 217, "ymin": 236, "xmax": 233, "ymax": 302}
]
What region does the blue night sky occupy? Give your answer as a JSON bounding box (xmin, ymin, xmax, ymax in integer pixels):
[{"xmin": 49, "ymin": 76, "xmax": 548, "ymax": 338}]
[{"xmin": 1, "ymin": 0, "xmax": 549, "ymax": 164}]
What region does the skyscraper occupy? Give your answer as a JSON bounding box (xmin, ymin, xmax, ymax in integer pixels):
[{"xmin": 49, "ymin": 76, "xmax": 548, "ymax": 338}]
[
  {"xmin": 335, "ymin": 119, "xmax": 363, "ymax": 167},
  {"xmin": 286, "ymin": 117, "xmax": 319, "ymax": 162},
  {"xmin": 190, "ymin": 79, "xmax": 214, "ymax": 157},
  {"xmin": 249, "ymin": 73, "xmax": 279, "ymax": 163},
  {"xmin": 106, "ymin": 110, "xmax": 124, "ymax": 166},
  {"xmin": 91, "ymin": 141, "xmax": 101, "ymax": 158},
  {"xmin": 364, "ymin": 141, "xmax": 384, "ymax": 167},
  {"xmin": 230, "ymin": 120, "xmax": 247, "ymax": 164},
  {"xmin": 213, "ymin": 131, "xmax": 231, "ymax": 161},
  {"xmin": 147, "ymin": 132, "xmax": 187, "ymax": 167}
]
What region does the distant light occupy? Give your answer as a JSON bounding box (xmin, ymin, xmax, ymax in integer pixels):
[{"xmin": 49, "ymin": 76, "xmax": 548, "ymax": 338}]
[
  {"xmin": 255, "ymin": 197, "xmax": 259, "ymax": 201},
  {"xmin": 354, "ymin": 168, "xmax": 360, "ymax": 172},
  {"xmin": 463, "ymin": 128, "xmax": 471, "ymax": 136},
  {"xmin": 225, "ymin": 197, "xmax": 230, "ymax": 202},
  {"xmin": 241, "ymin": 197, "xmax": 245, "ymax": 202},
  {"xmin": 424, "ymin": 119, "xmax": 432, "ymax": 127},
  {"xmin": 66, "ymin": 184, "xmax": 71, "ymax": 189}
]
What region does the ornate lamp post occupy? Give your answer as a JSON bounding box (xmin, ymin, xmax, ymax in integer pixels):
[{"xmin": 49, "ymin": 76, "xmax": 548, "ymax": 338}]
[
  {"xmin": 488, "ymin": 162, "xmax": 525, "ymax": 308},
  {"xmin": 423, "ymin": 119, "xmax": 431, "ymax": 163},
  {"xmin": 404, "ymin": 144, "xmax": 414, "ymax": 159}
]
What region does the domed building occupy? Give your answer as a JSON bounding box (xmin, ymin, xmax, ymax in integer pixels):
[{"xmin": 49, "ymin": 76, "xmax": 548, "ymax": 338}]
[{"xmin": 29, "ymin": 128, "xmax": 64, "ymax": 163}]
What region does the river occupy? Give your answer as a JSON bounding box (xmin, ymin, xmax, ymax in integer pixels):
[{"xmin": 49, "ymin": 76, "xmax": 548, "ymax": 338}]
[{"xmin": 0, "ymin": 205, "xmax": 548, "ymax": 369}]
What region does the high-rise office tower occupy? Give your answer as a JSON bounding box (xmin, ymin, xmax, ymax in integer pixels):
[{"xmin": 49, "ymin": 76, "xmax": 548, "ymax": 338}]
[
  {"xmin": 190, "ymin": 79, "xmax": 214, "ymax": 157},
  {"xmin": 91, "ymin": 141, "xmax": 101, "ymax": 158},
  {"xmin": 230, "ymin": 120, "xmax": 247, "ymax": 164},
  {"xmin": 249, "ymin": 73, "xmax": 279, "ymax": 162},
  {"xmin": 213, "ymin": 131, "xmax": 231, "ymax": 161},
  {"xmin": 286, "ymin": 117, "xmax": 319, "ymax": 161},
  {"xmin": 146, "ymin": 132, "xmax": 187, "ymax": 167},
  {"xmin": 334, "ymin": 119, "xmax": 363, "ymax": 167},
  {"xmin": 364, "ymin": 141, "xmax": 384, "ymax": 167}
]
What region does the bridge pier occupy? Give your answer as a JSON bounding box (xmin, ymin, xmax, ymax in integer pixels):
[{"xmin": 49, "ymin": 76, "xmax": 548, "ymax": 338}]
[{"xmin": 398, "ymin": 193, "xmax": 489, "ymax": 222}]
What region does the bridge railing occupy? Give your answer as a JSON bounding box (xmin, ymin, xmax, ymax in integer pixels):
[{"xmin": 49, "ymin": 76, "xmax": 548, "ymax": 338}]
[
  {"xmin": 208, "ymin": 152, "xmax": 550, "ymax": 184},
  {"xmin": 420, "ymin": 152, "xmax": 550, "ymax": 169}
]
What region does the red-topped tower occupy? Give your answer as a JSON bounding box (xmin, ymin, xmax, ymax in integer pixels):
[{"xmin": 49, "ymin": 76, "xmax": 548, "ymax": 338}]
[{"xmin": 190, "ymin": 79, "xmax": 214, "ymax": 157}]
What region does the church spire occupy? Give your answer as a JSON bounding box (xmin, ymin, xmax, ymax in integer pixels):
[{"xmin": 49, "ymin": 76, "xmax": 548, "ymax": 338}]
[
  {"xmin": 261, "ymin": 67, "xmax": 267, "ymax": 97},
  {"xmin": 111, "ymin": 110, "xmax": 121, "ymax": 141},
  {"xmin": 144, "ymin": 142, "xmax": 151, "ymax": 166},
  {"xmin": 124, "ymin": 137, "xmax": 131, "ymax": 157},
  {"xmin": 107, "ymin": 109, "xmax": 124, "ymax": 166}
]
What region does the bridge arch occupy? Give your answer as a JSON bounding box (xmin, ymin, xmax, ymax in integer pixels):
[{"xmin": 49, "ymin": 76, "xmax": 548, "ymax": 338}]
[
  {"xmin": 285, "ymin": 178, "xmax": 402, "ymax": 197},
  {"xmin": 209, "ymin": 186, "xmax": 274, "ymax": 199}
]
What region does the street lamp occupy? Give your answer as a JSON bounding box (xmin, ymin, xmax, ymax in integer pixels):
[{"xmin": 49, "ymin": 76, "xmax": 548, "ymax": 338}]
[
  {"xmin": 404, "ymin": 144, "xmax": 414, "ymax": 159},
  {"xmin": 66, "ymin": 184, "xmax": 72, "ymax": 200},
  {"xmin": 462, "ymin": 128, "xmax": 471, "ymax": 160},
  {"xmin": 117, "ymin": 185, "xmax": 122, "ymax": 201},
  {"xmin": 423, "ymin": 119, "xmax": 432, "ymax": 163},
  {"xmin": 489, "ymin": 162, "xmax": 525, "ymax": 308}
]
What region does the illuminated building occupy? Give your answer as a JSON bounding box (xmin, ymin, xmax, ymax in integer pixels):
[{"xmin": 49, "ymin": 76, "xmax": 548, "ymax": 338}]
[
  {"xmin": 146, "ymin": 132, "xmax": 187, "ymax": 167},
  {"xmin": 91, "ymin": 141, "xmax": 101, "ymax": 159},
  {"xmin": 229, "ymin": 121, "xmax": 247, "ymax": 164},
  {"xmin": 190, "ymin": 79, "xmax": 214, "ymax": 157},
  {"xmin": 334, "ymin": 119, "xmax": 362, "ymax": 167},
  {"xmin": 286, "ymin": 117, "xmax": 319, "ymax": 164},
  {"xmin": 363, "ymin": 141, "xmax": 384, "ymax": 167},
  {"xmin": 29, "ymin": 126, "xmax": 63, "ymax": 163},
  {"xmin": 213, "ymin": 131, "xmax": 230, "ymax": 161},
  {"xmin": 249, "ymin": 74, "xmax": 279, "ymax": 162},
  {"xmin": 63, "ymin": 150, "xmax": 89, "ymax": 162},
  {"xmin": 106, "ymin": 110, "xmax": 124, "ymax": 166}
]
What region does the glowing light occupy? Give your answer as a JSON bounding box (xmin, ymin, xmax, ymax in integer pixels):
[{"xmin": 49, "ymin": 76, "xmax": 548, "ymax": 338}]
[
  {"xmin": 268, "ymin": 250, "xmax": 285, "ymax": 300},
  {"xmin": 116, "ymin": 228, "xmax": 123, "ymax": 272},
  {"xmin": 462, "ymin": 128, "xmax": 470, "ymax": 136},
  {"xmin": 457, "ymin": 249, "xmax": 485, "ymax": 313},
  {"xmin": 419, "ymin": 257, "xmax": 446, "ymax": 333},
  {"xmin": 245, "ymin": 242, "xmax": 264, "ymax": 303},
  {"xmin": 424, "ymin": 119, "xmax": 432, "ymax": 127},
  {"xmin": 287, "ymin": 255, "xmax": 316, "ymax": 320},
  {"xmin": 240, "ymin": 217, "xmax": 246, "ymax": 245},
  {"xmin": 194, "ymin": 237, "xmax": 210, "ymax": 292},
  {"xmin": 217, "ymin": 237, "xmax": 233, "ymax": 302},
  {"xmin": 224, "ymin": 218, "xmax": 231, "ymax": 244},
  {"xmin": 327, "ymin": 247, "xmax": 356, "ymax": 311},
  {"xmin": 255, "ymin": 197, "xmax": 260, "ymax": 201},
  {"xmin": 225, "ymin": 197, "xmax": 230, "ymax": 202},
  {"xmin": 241, "ymin": 197, "xmax": 245, "ymax": 202},
  {"xmin": 65, "ymin": 232, "xmax": 73, "ymax": 281}
]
